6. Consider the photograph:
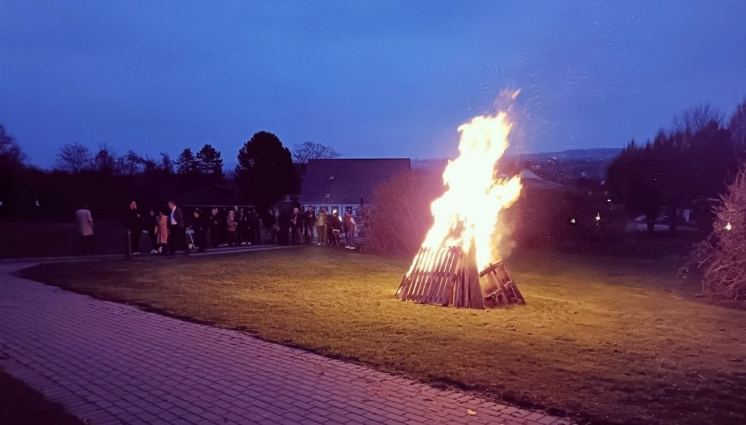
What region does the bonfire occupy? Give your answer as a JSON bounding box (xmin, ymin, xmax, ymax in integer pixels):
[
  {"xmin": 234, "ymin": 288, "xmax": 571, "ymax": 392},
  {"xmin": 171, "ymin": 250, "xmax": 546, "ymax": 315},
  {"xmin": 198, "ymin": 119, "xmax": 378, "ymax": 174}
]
[{"xmin": 396, "ymin": 111, "xmax": 525, "ymax": 308}]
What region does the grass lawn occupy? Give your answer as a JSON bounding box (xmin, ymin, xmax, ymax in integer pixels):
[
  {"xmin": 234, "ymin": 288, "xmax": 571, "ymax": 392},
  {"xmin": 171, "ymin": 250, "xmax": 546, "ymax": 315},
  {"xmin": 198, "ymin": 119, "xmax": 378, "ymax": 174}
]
[
  {"xmin": 0, "ymin": 370, "xmax": 83, "ymax": 425},
  {"xmin": 18, "ymin": 248, "xmax": 746, "ymax": 425}
]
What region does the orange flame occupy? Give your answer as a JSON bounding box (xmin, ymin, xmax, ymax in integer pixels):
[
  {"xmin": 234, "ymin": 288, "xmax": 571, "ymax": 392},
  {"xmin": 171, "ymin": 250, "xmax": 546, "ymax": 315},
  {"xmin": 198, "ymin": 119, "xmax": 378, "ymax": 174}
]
[{"xmin": 420, "ymin": 111, "xmax": 522, "ymax": 270}]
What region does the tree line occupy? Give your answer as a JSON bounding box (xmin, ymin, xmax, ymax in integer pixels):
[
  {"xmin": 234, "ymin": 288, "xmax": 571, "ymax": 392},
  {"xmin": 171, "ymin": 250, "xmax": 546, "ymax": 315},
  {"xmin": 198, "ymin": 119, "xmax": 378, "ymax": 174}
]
[
  {"xmin": 607, "ymin": 99, "xmax": 746, "ymax": 234},
  {"xmin": 0, "ymin": 127, "xmax": 340, "ymax": 221}
]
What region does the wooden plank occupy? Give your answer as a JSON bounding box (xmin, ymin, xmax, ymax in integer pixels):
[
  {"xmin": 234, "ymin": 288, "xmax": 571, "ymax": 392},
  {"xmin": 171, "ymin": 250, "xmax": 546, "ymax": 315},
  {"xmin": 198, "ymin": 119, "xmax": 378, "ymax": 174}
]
[
  {"xmin": 429, "ymin": 248, "xmax": 450, "ymax": 304},
  {"xmin": 430, "ymin": 249, "xmax": 448, "ymax": 304},
  {"xmin": 448, "ymin": 250, "xmax": 462, "ymax": 307},
  {"xmin": 411, "ymin": 248, "xmax": 435, "ymax": 302},
  {"xmin": 435, "ymin": 248, "xmax": 458, "ymax": 304},
  {"xmin": 398, "ymin": 247, "xmax": 424, "ymax": 299},
  {"xmin": 420, "ymin": 249, "xmax": 438, "ymax": 304},
  {"xmin": 422, "ymin": 248, "xmax": 439, "ymax": 303},
  {"xmin": 407, "ymin": 248, "xmax": 430, "ymax": 301}
]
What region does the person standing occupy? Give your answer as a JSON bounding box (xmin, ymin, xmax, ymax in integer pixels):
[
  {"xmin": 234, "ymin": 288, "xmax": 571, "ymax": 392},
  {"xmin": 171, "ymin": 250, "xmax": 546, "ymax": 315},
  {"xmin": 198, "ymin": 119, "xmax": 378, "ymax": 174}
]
[
  {"xmin": 263, "ymin": 208, "xmax": 277, "ymax": 244},
  {"xmin": 191, "ymin": 209, "xmax": 207, "ymax": 252},
  {"xmin": 208, "ymin": 208, "xmax": 220, "ymax": 249},
  {"xmin": 75, "ymin": 205, "xmax": 94, "ymax": 254},
  {"xmin": 278, "ymin": 208, "xmax": 291, "ymax": 246},
  {"xmin": 238, "ymin": 208, "xmax": 250, "ymax": 245},
  {"xmin": 314, "ymin": 208, "xmax": 327, "ymax": 246},
  {"xmin": 218, "ymin": 208, "xmax": 228, "ymax": 247},
  {"xmin": 167, "ymin": 201, "xmax": 188, "ymax": 255},
  {"xmin": 226, "ymin": 210, "xmax": 238, "ymax": 246},
  {"xmin": 329, "ymin": 211, "xmax": 342, "ymax": 246},
  {"xmin": 126, "ymin": 201, "xmax": 142, "ymax": 255},
  {"xmin": 303, "ymin": 206, "xmax": 316, "ymax": 245},
  {"xmin": 249, "ymin": 208, "xmax": 261, "ymax": 245},
  {"xmin": 344, "ymin": 211, "xmax": 357, "ymax": 249},
  {"xmin": 155, "ymin": 210, "xmax": 169, "ymax": 253},
  {"xmin": 146, "ymin": 209, "xmax": 158, "ymax": 254},
  {"xmin": 290, "ymin": 208, "xmax": 302, "ymax": 245}
]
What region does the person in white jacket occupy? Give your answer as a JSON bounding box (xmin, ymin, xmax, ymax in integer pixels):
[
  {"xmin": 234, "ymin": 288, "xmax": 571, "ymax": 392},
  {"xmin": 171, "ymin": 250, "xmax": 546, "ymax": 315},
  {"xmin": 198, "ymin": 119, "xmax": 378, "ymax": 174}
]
[{"xmin": 75, "ymin": 205, "xmax": 94, "ymax": 254}]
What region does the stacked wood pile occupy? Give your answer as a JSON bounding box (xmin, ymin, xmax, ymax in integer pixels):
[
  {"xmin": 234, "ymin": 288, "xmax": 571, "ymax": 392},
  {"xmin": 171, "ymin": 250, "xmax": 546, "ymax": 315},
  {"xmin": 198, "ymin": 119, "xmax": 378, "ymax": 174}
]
[{"xmin": 396, "ymin": 244, "xmax": 525, "ymax": 309}]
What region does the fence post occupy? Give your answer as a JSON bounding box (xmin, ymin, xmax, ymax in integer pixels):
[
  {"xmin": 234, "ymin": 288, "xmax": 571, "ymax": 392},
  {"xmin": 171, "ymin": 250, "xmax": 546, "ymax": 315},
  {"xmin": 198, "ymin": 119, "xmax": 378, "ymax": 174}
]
[{"xmin": 125, "ymin": 230, "xmax": 132, "ymax": 260}]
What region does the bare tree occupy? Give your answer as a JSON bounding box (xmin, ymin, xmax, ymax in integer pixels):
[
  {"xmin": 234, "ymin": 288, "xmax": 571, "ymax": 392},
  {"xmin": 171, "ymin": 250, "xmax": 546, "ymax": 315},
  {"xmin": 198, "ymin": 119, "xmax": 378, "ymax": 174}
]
[
  {"xmin": 694, "ymin": 166, "xmax": 746, "ymax": 300},
  {"xmin": 56, "ymin": 143, "xmax": 93, "ymax": 173},
  {"xmin": 291, "ymin": 142, "xmax": 341, "ymax": 164},
  {"xmin": 729, "ymin": 96, "xmax": 746, "ymax": 152},
  {"xmin": 672, "ymin": 103, "xmax": 725, "ymax": 134},
  {"xmin": 0, "ymin": 124, "xmax": 25, "ymax": 166},
  {"xmin": 121, "ymin": 150, "xmax": 144, "ymax": 175}
]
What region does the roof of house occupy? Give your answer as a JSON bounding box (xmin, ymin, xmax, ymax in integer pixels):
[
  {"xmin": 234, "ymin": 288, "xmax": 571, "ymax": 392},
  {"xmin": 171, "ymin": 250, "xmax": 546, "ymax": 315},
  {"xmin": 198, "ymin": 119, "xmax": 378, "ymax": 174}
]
[
  {"xmin": 300, "ymin": 158, "xmax": 411, "ymax": 205},
  {"xmin": 518, "ymin": 169, "xmax": 565, "ymax": 189}
]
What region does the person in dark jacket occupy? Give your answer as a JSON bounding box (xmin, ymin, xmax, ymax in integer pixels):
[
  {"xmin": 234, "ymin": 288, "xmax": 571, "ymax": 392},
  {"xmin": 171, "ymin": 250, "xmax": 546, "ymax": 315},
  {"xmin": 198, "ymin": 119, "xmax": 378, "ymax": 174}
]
[
  {"xmin": 217, "ymin": 207, "xmax": 228, "ymax": 246},
  {"xmin": 237, "ymin": 208, "xmax": 249, "ymax": 245},
  {"xmin": 329, "ymin": 211, "xmax": 343, "ymax": 246},
  {"xmin": 191, "ymin": 209, "xmax": 208, "ymax": 252},
  {"xmin": 248, "ymin": 209, "xmax": 261, "ymax": 245},
  {"xmin": 263, "ymin": 208, "xmax": 277, "ymax": 244},
  {"xmin": 126, "ymin": 201, "xmax": 143, "ymax": 255},
  {"xmin": 146, "ymin": 209, "xmax": 158, "ymax": 254},
  {"xmin": 167, "ymin": 201, "xmax": 188, "ymax": 255},
  {"xmin": 303, "ymin": 206, "xmax": 316, "ymax": 245},
  {"xmin": 278, "ymin": 208, "xmax": 291, "ymax": 246},
  {"xmin": 208, "ymin": 208, "xmax": 220, "ymax": 248}
]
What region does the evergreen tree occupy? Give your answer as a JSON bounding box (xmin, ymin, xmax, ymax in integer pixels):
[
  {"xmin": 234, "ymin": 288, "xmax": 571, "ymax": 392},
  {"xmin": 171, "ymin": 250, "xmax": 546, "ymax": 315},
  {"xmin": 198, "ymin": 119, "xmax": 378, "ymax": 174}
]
[
  {"xmin": 160, "ymin": 153, "xmax": 174, "ymax": 174},
  {"xmin": 235, "ymin": 131, "xmax": 295, "ymax": 208},
  {"xmin": 175, "ymin": 148, "xmax": 199, "ymax": 175},
  {"xmin": 196, "ymin": 144, "xmax": 224, "ymax": 179}
]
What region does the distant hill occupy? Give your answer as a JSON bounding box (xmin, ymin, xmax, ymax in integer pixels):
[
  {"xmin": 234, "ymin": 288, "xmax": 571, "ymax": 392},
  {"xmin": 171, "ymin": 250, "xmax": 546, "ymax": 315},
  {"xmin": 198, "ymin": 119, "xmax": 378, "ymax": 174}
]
[
  {"xmin": 509, "ymin": 148, "xmax": 622, "ymax": 162},
  {"xmin": 412, "ymin": 148, "xmax": 622, "ymax": 182},
  {"xmin": 413, "ymin": 148, "xmax": 621, "ymax": 168}
]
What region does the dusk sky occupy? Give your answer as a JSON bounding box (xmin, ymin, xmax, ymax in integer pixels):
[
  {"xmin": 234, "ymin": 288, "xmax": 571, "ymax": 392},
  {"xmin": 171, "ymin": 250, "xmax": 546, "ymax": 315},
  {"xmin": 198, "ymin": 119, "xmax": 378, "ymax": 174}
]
[{"xmin": 1, "ymin": 0, "xmax": 745, "ymax": 168}]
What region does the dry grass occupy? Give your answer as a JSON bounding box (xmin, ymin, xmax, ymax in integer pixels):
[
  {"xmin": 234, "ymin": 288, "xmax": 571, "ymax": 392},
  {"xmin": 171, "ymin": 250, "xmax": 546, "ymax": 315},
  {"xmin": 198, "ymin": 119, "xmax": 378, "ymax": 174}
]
[{"xmin": 19, "ymin": 248, "xmax": 746, "ymax": 425}]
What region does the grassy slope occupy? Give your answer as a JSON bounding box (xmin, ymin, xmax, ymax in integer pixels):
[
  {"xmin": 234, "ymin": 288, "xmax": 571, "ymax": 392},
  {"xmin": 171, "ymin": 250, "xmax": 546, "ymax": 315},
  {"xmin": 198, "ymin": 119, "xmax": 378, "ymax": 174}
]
[{"xmin": 19, "ymin": 248, "xmax": 746, "ymax": 425}]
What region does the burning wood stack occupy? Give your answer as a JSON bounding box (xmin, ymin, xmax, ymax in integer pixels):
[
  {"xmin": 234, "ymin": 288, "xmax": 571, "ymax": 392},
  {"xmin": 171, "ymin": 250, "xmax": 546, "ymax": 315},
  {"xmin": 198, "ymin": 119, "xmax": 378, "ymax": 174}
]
[
  {"xmin": 395, "ymin": 108, "xmax": 526, "ymax": 309},
  {"xmin": 396, "ymin": 242, "xmax": 524, "ymax": 308}
]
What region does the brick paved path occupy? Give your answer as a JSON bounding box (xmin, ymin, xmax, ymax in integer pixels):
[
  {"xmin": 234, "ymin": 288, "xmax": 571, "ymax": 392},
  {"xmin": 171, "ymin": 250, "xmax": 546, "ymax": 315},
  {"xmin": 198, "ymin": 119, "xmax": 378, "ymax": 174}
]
[{"xmin": 0, "ymin": 264, "xmax": 569, "ymax": 425}]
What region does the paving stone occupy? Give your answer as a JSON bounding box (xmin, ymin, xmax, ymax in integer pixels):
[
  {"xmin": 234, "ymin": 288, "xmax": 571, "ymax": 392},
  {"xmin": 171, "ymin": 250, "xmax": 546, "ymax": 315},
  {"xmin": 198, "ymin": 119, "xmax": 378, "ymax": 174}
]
[{"xmin": 0, "ymin": 263, "xmax": 570, "ymax": 425}]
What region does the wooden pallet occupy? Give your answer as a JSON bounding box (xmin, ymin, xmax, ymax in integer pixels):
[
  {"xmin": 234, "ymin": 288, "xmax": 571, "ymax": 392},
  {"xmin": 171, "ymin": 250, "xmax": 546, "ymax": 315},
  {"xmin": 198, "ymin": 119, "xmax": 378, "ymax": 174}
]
[{"xmin": 397, "ymin": 245, "xmax": 524, "ymax": 309}]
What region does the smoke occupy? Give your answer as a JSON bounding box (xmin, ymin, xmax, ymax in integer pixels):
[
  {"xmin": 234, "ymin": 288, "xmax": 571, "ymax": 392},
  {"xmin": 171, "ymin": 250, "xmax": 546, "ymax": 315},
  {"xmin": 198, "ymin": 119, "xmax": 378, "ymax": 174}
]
[{"xmin": 490, "ymin": 207, "xmax": 518, "ymax": 261}]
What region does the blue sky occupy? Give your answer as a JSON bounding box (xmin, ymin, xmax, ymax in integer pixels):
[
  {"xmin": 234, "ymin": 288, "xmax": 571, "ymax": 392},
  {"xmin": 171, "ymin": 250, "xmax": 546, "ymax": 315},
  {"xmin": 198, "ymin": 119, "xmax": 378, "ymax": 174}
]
[{"xmin": 1, "ymin": 0, "xmax": 745, "ymax": 168}]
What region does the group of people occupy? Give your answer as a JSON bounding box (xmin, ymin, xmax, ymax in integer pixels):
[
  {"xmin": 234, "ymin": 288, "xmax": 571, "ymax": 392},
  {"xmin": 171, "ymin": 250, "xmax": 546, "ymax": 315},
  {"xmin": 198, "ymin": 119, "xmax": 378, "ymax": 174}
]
[
  {"xmin": 125, "ymin": 200, "xmax": 192, "ymax": 255},
  {"xmin": 74, "ymin": 202, "xmax": 361, "ymax": 255},
  {"xmin": 125, "ymin": 202, "xmax": 266, "ymax": 255},
  {"xmin": 282, "ymin": 206, "xmax": 357, "ymax": 249}
]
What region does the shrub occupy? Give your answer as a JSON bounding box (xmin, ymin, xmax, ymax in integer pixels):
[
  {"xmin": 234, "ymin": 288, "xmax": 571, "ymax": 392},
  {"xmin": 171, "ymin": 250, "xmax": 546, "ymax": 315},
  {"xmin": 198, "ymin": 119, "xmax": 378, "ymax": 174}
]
[
  {"xmin": 695, "ymin": 168, "xmax": 746, "ymax": 300},
  {"xmin": 365, "ymin": 170, "xmax": 444, "ymax": 256},
  {"xmin": 508, "ymin": 186, "xmax": 624, "ymax": 250}
]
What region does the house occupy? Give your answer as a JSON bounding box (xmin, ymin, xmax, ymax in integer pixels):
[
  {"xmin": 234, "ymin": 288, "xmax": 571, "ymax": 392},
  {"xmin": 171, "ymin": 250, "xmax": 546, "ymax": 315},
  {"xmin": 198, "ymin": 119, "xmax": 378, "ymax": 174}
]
[
  {"xmin": 299, "ymin": 158, "xmax": 411, "ymax": 215},
  {"xmin": 517, "ymin": 169, "xmax": 564, "ymax": 190}
]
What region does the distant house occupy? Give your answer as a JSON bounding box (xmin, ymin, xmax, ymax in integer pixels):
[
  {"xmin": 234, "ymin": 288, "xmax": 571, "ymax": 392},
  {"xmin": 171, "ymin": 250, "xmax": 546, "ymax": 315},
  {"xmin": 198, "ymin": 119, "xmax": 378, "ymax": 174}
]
[
  {"xmin": 518, "ymin": 169, "xmax": 564, "ymax": 190},
  {"xmin": 299, "ymin": 158, "xmax": 411, "ymax": 215}
]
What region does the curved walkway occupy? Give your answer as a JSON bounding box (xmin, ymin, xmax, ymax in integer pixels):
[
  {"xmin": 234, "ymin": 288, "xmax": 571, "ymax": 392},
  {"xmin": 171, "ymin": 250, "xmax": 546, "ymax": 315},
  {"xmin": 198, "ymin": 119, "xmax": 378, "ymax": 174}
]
[{"xmin": 0, "ymin": 264, "xmax": 569, "ymax": 425}]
